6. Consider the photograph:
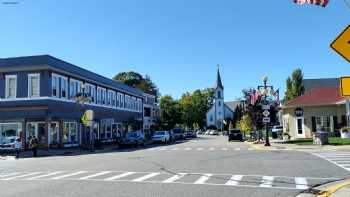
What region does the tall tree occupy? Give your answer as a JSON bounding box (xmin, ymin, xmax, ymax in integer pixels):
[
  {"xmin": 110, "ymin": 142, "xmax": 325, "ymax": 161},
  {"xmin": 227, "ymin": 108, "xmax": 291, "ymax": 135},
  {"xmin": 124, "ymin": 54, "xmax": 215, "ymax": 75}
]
[
  {"xmin": 113, "ymin": 71, "xmax": 158, "ymax": 96},
  {"xmin": 284, "ymin": 68, "xmax": 305, "ymax": 101},
  {"xmin": 159, "ymin": 95, "xmax": 181, "ymax": 130}
]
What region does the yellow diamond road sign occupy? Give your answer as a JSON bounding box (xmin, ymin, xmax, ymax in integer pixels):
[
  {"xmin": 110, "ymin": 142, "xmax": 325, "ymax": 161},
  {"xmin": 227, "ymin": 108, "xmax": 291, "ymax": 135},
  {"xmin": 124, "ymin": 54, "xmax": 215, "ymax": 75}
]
[
  {"xmin": 340, "ymin": 77, "xmax": 350, "ymax": 97},
  {"xmin": 331, "ymin": 25, "xmax": 350, "ymax": 63}
]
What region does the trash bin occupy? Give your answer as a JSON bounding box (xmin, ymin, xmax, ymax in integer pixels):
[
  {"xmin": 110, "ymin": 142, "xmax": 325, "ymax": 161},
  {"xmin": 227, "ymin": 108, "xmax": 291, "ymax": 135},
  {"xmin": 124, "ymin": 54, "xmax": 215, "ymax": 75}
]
[
  {"xmin": 271, "ymin": 132, "xmax": 278, "ymax": 139},
  {"xmin": 313, "ymin": 132, "xmax": 329, "ymax": 145}
]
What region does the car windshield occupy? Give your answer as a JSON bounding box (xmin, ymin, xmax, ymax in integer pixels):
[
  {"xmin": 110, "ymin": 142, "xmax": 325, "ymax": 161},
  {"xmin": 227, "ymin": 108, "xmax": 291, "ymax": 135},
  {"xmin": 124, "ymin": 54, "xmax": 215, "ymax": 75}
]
[
  {"xmin": 230, "ymin": 130, "xmax": 240, "ymax": 134},
  {"xmin": 172, "ymin": 129, "xmax": 181, "ymax": 134}
]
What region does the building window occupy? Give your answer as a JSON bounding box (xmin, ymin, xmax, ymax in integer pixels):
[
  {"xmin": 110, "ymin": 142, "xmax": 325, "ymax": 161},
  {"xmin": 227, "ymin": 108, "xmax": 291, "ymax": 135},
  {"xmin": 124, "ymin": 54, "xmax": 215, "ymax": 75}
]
[
  {"xmin": 69, "ymin": 79, "xmax": 82, "ymax": 99},
  {"xmin": 28, "ymin": 73, "xmax": 40, "ymax": 97},
  {"xmin": 52, "ymin": 74, "xmax": 59, "ymax": 97},
  {"xmin": 49, "ymin": 122, "xmax": 59, "ymax": 145},
  {"xmin": 217, "ymin": 90, "xmax": 221, "ymax": 99},
  {"xmin": 144, "ymin": 107, "xmax": 151, "ymax": 117},
  {"xmin": 218, "ymin": 101, "xmax": 221, "ymax": 106},
  {"xmin": 111, "ymin": 91, "xmax": 116, "ymax": 107},
  {"xmin": 316, "ymin": 116, "xmax": 331, "ymax": 131},
  {"xmin": 0, "ymin": 123, "xmax": 22, "ymax": 145},
  {"xmin": 97, "ymin": 87, "xmax": 102, "ymax": 104},
  {"xmin": 102, "ymin": 88, "xmax": 107, "ymax": 105},
  {"xmin": 5, "ymin": 75, "xmax": 17, "ymax": 99},
  {"xmin": 61, "ymin": 77, "xmax": 68, "ymax": 99},
  {"xmin": 63, "ymin": 122, "xmax": 78, "ymax": 144},
  {"xmin": 125, "ymin": 95, "xmax": 130, "ymax": 109}
]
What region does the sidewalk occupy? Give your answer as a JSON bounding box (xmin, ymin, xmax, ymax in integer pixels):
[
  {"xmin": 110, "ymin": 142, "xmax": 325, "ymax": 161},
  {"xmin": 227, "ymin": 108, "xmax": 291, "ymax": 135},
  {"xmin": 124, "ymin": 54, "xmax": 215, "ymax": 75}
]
[
  {"xmin": 245, "ymin": 140, "xmax": 350, "ymax": 152},
  {"xmin": 0, "ymin": 144, "xmax": 119, "ymax": 160},
  {"xmin": 297, "ymin": 179, "xmax": 350, "ymax": 197}
]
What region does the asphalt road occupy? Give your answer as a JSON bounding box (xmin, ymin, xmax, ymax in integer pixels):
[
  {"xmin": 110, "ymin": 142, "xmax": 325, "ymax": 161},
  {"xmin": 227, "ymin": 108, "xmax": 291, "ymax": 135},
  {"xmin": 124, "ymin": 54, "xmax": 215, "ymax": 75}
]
[{"xmin": 0, "ymin": 136, "xmax": 349, "ymax": 197}]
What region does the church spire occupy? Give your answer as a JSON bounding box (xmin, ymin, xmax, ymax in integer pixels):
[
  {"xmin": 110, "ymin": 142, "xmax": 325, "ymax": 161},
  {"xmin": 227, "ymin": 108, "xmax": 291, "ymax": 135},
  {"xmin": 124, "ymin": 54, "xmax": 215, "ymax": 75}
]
[{"xmin": 215, "ymin": 64, "xmax": 223, "ymax": 89}]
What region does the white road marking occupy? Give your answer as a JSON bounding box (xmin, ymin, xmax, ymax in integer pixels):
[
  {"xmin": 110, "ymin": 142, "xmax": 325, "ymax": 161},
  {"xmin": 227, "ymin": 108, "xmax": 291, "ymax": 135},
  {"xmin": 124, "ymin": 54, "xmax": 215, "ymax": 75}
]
[
  {"xmin": 194, "ymin": 174, "xmax": 212, "ymax": 184},
  {"xmin": 184, "ymin": 147, "xmax": 192, "ymax": 151},
  {"xmin": 171, "ymin": 148, "xmax": 179, "ymax": 151},
  {"xmin": 209, "ymin": 147, "xmax": 215, "ymax": 151},
  {"xmin": 197, "ymin": 148, "xmax": 204, "ymax": 151},
  {"xmin": 162, "ymin": 173, "xmax": 187, "ymax": 183},
  {"xmin": 248, "ymin": 148, "xmax": 254, "ymax": 151},
  {"xmin": 221, "ymin": 148, "xmax": 228, "ymax": 151},
  {"xmin": 2, "ymin": 172, "xmax": 42, "ymax": 180},
  {"xmin": 260, "ymin": 176, "xmax": 274, "ymax": 187},
  {"xmin": 132, "ymin": 173, "xmax": 160, "ymax": 182},
  {"xmin": 51, "ymin": 171, "xmax": 87, "ymax": 180},
  {"xmin": 235, "ymin": 148, "xmax": 241, "ymax": 151},
  {"xmin": 0, "ymin": 172, "xmax": 20, "ymax": 178},
  {"xmin": 295, "ymin": 177, "xmax": 309, "ymax": 189},
  {"xmin": 312, "ymin": 152, "xmax": 350, "ymax": 172},
  {"xmin": 225, "ymin": 175, "xmax": 243, "ymax": 186},
  {"xmin": 79, "ymin": 171, "xmax": 112, "ymax": 180},
  {"xmin": 104, "ymin": 172, "xmax": 136, "ymax": 181},
  {"xmin": 27, "ymin": 171, "xmax": 63, "ymax": 180}
]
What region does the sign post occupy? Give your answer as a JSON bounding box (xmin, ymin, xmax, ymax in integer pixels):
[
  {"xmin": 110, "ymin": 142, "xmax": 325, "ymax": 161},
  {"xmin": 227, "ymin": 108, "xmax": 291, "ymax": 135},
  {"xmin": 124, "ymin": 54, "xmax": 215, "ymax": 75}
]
[{"xmin": 340, "ymin": 77, "xmax": 350, "ymax": 127}]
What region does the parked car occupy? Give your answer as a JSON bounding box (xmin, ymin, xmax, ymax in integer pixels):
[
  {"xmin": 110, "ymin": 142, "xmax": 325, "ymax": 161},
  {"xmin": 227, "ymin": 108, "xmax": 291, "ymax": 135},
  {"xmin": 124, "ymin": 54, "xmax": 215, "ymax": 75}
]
[
  {"xmin": 0, "ymin": 136, "xmax": 18, "ymax": 152},
  {"xmin": 196, "ymin": 130, "xmax": 204, "ymax": 135},
  {"xmin": 152, "ymin": 131, "xmax": 171, "ymax": 144},
  {"xmin": 186, "ymin": 130, "xmax": 197, "ymax": 138},
  {"xmin": 204, "ymin": 130, "xmax": 211, "ymax": 135},
  {"xmin": 271, "ymin": 125, "xmax": 283, "ymax": 139},
  {"xmin": 228, "ymin": 129, "xmax": 243, "ymax": 141},
  {"xmin": 172, "ymin": 128, "xmax": 185, "ymax": 140},
  {"xmin": 120, "ymin": 131, "xmax": 146, "ymax": 147},
  {"xmin": 209, "ymin": 130, "xmax": 220, "ymax": 135}
]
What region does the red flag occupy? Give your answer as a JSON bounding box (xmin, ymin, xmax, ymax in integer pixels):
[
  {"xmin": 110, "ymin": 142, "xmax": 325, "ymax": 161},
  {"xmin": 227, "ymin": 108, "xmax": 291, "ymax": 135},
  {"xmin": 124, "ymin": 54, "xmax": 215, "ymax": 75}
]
[{"xmin": 293, "ymin": 0, "xmax": 329, "ymax": 7}]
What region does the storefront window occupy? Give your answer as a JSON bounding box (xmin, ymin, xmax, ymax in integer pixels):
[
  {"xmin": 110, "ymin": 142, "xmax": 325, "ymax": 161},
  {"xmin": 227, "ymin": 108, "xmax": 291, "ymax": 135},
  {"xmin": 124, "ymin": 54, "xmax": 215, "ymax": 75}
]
[
  {"xmin": 50, "ymin": 123, "xmax": 59, "ymax": 145},
  {"xmin": 0, "ymin": 123, "xmax": 21, "ymax": 144},
  {"xmin": 63, "ymin": 122, "xmax": 78, "ymax": 144}
]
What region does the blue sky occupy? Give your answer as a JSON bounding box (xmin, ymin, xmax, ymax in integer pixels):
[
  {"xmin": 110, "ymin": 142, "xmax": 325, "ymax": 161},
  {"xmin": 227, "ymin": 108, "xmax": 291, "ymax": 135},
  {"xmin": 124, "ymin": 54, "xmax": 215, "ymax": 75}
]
[{"xmin": 0, "ymin": 0, "xmax": 349, "ymax": 101}]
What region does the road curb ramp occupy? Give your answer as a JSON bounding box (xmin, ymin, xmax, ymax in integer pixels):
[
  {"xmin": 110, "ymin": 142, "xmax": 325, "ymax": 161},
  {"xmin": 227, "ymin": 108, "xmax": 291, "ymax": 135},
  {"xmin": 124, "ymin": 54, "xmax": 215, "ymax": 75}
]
[{"xmin": 296, "ymin": 179, "xmax": 350, "ymax": 197}]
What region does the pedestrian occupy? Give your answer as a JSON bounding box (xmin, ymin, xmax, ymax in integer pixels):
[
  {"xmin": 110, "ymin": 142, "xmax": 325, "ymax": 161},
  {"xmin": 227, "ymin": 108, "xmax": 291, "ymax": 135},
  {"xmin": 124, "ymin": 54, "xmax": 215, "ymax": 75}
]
[
  {"xmin": 29, "ymin": 136, "xmax": 38, "ymax": 157},
  {"xmin": 14, "ymin": 137, "xmax": 21, "ymax": 159}
]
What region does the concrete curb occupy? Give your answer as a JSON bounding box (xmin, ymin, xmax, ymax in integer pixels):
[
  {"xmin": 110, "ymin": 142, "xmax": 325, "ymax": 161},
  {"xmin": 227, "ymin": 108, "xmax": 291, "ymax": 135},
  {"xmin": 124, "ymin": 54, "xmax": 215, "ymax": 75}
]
[{"xmin": 296, "ymin": 179, "xmax": 350, "ymax": 197}]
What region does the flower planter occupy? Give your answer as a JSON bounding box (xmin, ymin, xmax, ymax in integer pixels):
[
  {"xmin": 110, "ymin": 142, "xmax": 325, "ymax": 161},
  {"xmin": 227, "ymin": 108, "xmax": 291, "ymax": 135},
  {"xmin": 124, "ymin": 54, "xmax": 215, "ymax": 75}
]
[{"xmin": 340, "ymin": 132, "xmax": 350, "ymax": 139}]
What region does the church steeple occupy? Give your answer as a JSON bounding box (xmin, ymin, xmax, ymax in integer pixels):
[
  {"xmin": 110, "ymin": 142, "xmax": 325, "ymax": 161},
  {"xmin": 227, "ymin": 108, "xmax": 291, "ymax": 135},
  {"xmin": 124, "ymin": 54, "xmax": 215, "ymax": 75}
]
[{"xmin": 215, "ymin": 64, "xmax": 224, "ymax": 89}]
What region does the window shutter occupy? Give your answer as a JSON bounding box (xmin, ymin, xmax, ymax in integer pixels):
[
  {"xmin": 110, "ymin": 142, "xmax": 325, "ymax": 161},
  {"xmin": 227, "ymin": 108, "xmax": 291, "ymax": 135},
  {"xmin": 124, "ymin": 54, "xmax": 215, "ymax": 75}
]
[
  {"xmin": 311, "ymin": 116, "xmax": 316, "ymax": 132},
  {"xmin": 333, "ymin": 116, "xmax": 338, "ymax": 130}
]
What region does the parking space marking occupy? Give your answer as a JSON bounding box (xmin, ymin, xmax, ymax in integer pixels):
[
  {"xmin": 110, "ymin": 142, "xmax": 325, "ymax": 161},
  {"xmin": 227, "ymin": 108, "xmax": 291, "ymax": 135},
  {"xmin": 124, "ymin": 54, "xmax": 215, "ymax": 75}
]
[
  {"xmin": 51, "ymin": 171, "xmax": 88, "ymax": 180},
  {"xmin": 27, "ymin": 172, "xmax": 63, "ymax": 180},
  {"xmin": 132, "ymin": 173, "xmax": 160, "ymax": 182},
  {"xmin": 2, "ymin": 172, "xmax": 42, "ymax": 180},
  {"xmin": 104, "ymin": 172, "xmax": 136, "ymax": 181},
  {"xmin": 162, "ymin": 173, "xmax": 187, "ymax": 183},
  {"xmin": 79, "ymin": 171, "xmax": 112, "ymax": 180}
]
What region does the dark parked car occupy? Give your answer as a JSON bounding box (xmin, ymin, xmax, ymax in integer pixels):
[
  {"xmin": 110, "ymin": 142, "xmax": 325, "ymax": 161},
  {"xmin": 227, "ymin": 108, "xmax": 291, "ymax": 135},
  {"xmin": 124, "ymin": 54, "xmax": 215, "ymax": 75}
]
[
  {"xmin": 120, "ymin": 131, "xmax": 146, "ymax": 147},
  {"xmin": 228, "ymin": 129, "xmax": 243, "ymax": 142},
  {"xmin": 172, "ymin": 128, "xmax": 185, "ymax": 140},
  {"xmin": 186, "ymin": 130, "xmax": 197, "ymax": 138}
]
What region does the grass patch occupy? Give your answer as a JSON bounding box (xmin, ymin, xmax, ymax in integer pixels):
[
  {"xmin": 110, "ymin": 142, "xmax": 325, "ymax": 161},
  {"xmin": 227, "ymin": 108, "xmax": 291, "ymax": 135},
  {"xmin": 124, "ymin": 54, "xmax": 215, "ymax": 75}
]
[
  {"xmin": 285, "ymin": 138, "xmax": 313, "ymax": 145},
  {"xmin": 328, "ymin": 137, "xmax": 350, "ymax": 145}
]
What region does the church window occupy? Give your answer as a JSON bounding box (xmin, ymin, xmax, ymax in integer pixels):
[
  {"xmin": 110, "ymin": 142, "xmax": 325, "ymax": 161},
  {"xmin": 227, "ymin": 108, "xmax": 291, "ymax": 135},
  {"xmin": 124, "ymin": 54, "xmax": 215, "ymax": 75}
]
[{"xmin": 217, "ymin": 91, "xmax": 221, "ymax": 99}]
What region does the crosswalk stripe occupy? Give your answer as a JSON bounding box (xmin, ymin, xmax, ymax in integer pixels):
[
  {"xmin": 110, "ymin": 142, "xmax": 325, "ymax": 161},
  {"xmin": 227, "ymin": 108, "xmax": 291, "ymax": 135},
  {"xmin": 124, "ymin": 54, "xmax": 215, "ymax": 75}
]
[
  {"xmin": 104, "ymin": 172, "xmax": 136, "ymax": 181},
  {"xmin": 260, "ymin": 176, "xmax": 274, "ymax": 187},
  {"xmin": 209, "ymin": 148, "xmax": 215, "ymax": 151},
  {"xmin": 197, "ymin": 148, "xmax": 203, "ymax": 151},
  {"xmin": 132, "ymin": 173, "xmax": 160, "ymax": 182},
  {"xmin": 221, "ymin": 148, "xmax": 228, "ymax": 151},
  {"xmin": 295, "ymin": 177, "xmax": 308, "ymax": 189},
  {"xmin": 171, "ymin": 148, "xmax": 179, "ymax": 151},
  {"xmin": 2, "ymin": 172, "xmax": 42, "ymax": 180},
  {"xmin": 79, "ymin": 171, "xmax": 112, "ymax": 180},
  {"xmin": 184, "ymin": 148, "xmax": 192, "ymax": 151},
  {"xmin": 235, "ymin": 148, "xmax": 241, "ymax": 151},
  {"xmin": 51, "ymin": 171, "xmax": 87, "ymax": 180},
  {"xmin": 194, "ymin": 174, "xmax": 212, "ymax": 184},
  {"xmin": 162, "ymin": 173, "xmax": 187, "ymax": 183},
  {"xmin": 225, "ymin": 175, "xmax": 243, "ymax": 186},
  {"xmin": 27, "ymin": 171, "xmax": 63, "ymax": 180},
  {"xmin": 0, "ymin": 172, "xmax": 20, "ymax": 178}
]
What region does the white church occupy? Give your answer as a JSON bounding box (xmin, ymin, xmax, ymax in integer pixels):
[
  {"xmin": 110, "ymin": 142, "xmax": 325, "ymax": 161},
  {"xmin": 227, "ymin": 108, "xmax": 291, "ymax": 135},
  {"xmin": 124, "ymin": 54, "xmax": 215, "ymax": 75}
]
[{"xmin": 206, "ymin": 67, "xmax": 238, "ymax": 129}]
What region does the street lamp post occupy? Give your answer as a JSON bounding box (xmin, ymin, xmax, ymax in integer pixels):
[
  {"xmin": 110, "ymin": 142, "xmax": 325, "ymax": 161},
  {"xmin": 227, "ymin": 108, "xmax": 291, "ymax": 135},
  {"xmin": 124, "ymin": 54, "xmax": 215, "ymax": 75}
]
[{"xmin": 262, "ymin": 76, "xmax": 271, "ymax": 147}]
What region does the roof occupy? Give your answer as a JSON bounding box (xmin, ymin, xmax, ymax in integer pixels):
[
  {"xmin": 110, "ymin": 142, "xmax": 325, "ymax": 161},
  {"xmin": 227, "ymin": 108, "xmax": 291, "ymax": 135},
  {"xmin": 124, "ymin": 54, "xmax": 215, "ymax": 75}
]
[
  {"xmin": 225, "ymin": 101, "xmax": 242, "ymax": 112},
  {"xmin": 215, "ymin": 67, "xmax": 223, "ymax": 89},
  {"xmin": 284, "ymin": 87, "xmax": 344, "ymax": 108},
  {"xmin": 0, "ymin": 55, "xmax": 144, "ymax": 96},
  {"xmin": 302, "ymin": 78, "xmax": 339, "ymax": 93}
]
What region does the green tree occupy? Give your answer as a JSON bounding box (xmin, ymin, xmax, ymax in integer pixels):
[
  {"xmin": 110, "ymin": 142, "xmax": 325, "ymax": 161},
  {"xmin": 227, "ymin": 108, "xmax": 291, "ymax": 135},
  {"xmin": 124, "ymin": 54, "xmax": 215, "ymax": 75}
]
[
  {"xmin": 113, "ymin": 71, "xmax": 158, "ymax": 96},
  {"xmin": 159, "ymin": 95, "xmax": 181, "ymax": 130},
  {"xmin": 284, "ymin": 68, "xmax": 305, "ymax": 101},
  {"xmin": 238, "ymin": 115, "xmax": 253, "ymax": 137}
]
